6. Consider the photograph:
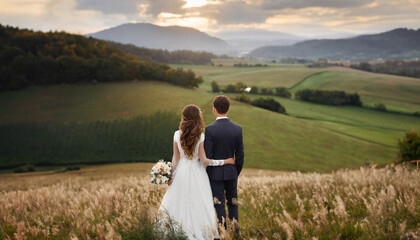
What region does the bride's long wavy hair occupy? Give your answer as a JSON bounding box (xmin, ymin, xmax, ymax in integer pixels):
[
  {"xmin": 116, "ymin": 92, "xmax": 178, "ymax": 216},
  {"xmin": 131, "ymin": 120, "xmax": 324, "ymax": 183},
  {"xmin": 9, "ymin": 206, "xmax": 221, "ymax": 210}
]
[{"xmin": 179, "ymin": 104, "xmax": 204, "ymax": 159}]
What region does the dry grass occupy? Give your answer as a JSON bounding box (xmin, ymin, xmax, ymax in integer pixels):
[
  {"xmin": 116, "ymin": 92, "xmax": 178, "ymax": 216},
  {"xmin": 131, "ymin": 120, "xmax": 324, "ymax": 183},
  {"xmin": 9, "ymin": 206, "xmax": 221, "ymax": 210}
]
[{"xmin": 0, "ymin": 163, "xmax": 419, "ymax": 239}]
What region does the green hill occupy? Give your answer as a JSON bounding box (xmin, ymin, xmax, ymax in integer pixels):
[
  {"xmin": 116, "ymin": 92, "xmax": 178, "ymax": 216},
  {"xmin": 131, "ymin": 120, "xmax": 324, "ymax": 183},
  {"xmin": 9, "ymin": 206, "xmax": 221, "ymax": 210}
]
[
  {"xmin": 174, "ymin": 63, "xmax": 324, "ymax": 92},
  {"xmin": 0, "ymin": 81, "xmax": 397, "ymax": 172},
  {"xmin": 290, "ymin": 67, "xmax": 420, "ymax": 113},
  {"xmin": 179, "ymin": 64, "xmax": 420, "ymax": 113},
  {"xmin": 248, "ymin": 28, "xmax": 420, "ymax": 61}
]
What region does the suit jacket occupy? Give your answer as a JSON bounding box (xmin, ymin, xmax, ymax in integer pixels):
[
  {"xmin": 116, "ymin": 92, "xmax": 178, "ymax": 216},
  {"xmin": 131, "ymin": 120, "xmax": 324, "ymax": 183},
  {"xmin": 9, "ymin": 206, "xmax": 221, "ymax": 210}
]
[{"xmin": 204, "ymin": 118, "xmax": 244, "ymax": 181}]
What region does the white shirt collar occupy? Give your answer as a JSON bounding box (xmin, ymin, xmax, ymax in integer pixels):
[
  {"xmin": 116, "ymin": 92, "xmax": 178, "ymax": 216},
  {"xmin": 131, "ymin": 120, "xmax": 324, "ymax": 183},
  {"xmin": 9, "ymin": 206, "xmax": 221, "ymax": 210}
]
[{"xmin": 216, "ymin": 116, "xmax": 229, "ymax": 120}]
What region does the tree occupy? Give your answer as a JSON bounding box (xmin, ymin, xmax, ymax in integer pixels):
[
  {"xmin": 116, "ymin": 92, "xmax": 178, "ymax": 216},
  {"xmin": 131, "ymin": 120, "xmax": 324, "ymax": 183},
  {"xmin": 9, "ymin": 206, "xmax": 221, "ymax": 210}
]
[
  {"xmin": 234, "ymin": 93, "xmax": 251, "ymax": 104},
  {"xmin": 251, "ymin": 97, "xmax": 287, "ymax": 114},
  {"xmin": 235, "ymin": 81, "xmax": 247, "ymax": 93},
  {"xmin": 250, "ymin": 86, "xmax": 258, "ymax": 94},
  {"xmin": 373, "ymin": 103, "xmax": 387, "ymax": 111},
  {"xmin": 211, "ymin": 80, "xmax": 220, "ymax": 92},
  {"xmin": 397, "ymin": 130, "xmax": 420, "ymax": 164},
  {"xmin": 275, "ymin": 87, "xmax": 291, "ymax": 98},
  {"xmin": 225, "ymin": 84, "xmax": 236, "ymax": 93}
]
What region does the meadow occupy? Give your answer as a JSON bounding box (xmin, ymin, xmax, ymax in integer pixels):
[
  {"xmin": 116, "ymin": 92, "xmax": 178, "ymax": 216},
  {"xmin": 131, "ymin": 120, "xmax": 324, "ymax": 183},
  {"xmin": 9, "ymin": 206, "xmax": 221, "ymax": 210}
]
[
  {"xmin": 290, "ymin": 67, "xmax": 420, "ymax": 113},
  {"xmin": 176, "ymin": 64, "xmax": 420, "ymax": 114},
  {"xmin": 240, "ymin": 94, "xmax": 419, "ymax": 148},
  {"xmin": 0, "ymin": 81, "xmax": 398, "ymax": 172},
  {"xmin": 0, "ymin": 163, "xmax": 418, "ymax": 239}
]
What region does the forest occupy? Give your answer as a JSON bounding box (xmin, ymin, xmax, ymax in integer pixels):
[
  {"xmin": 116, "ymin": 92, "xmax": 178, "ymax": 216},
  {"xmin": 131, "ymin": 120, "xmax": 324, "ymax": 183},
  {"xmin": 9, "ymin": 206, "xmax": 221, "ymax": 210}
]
[
  {"xmin": 350, "ymin": 60, "xmax": 420, "ymax": 78},
  {"xmin": 0, "ymin": 24, "xmax": 203, "ymax": 91},
  {"xmin": 108, "ymin": 41, "xmax": 219, "ymax": 64},
  {"xmin": 0, "ymin": 112, "xmax": 179, "ymax": 169}
]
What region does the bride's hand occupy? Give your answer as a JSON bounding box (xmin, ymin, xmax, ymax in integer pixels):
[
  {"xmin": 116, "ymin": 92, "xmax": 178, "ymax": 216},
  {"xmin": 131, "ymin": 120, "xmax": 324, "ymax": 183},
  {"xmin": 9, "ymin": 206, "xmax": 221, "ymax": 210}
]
[
  {"xmin": 224, "ymin": 158, "xmax": 235, "ymax": 165},
  {"xmin": 168, "ymin": 177, "xmax": 173, "ymax": 186}
]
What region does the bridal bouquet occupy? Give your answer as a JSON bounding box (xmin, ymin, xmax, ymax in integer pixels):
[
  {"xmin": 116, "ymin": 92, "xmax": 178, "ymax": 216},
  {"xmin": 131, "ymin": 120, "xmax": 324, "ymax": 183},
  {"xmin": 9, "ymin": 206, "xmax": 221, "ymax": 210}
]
[{"xmin": 149, "ymin": 160, "xmax": 172, "ymax": 184}]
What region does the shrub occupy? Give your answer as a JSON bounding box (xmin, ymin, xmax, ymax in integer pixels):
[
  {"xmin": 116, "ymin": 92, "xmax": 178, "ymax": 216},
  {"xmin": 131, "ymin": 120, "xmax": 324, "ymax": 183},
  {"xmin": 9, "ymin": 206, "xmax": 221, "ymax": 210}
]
[
  {"xmin": 65, "ymin": 166, "xmax": 81, "ymax": 171},
  {"xmin": 397, "ymin": 130, "xmax": 420, "ymax": 164},
  {"xmin": 250, "ymin": 86, "xmax": 258, "ymax": 94},
  {"xmin": 373, "ymin": 103, "xmax": 387, "ymax": 111},
  {"xmin": 235, "ymin": 81, "xmax": 247, "ymax": 93},
  {"xmin": 251, "ymin": 98, "xmax": 287, "ymax": 114},
  {"xmin": 225, "ymin": 84, "xmax": 236, "ymax": 93},
  {"xmin": 275, "ymin": 87, "xmax": 292, "ymax": 98},
  {"xmin": 260, "ymin": 88, "xmax": 273, "ymax": 95},
  {"xmin": 211, "ymin": 80, "xmax": 220, "ymax": 92},
  {"xmin": 14, "ymin": 164, "xmax": 36, "ymax": 173},
  {"xmin": 234, "ymin": 93, "xmax": 251, "ymax": 104}
]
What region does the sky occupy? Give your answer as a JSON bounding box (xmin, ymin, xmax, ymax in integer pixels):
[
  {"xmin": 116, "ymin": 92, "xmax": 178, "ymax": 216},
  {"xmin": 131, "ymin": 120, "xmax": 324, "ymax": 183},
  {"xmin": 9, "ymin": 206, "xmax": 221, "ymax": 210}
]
[{"xmin": 1, "ymin": 0, "xmax": 420, "ymax": 38}]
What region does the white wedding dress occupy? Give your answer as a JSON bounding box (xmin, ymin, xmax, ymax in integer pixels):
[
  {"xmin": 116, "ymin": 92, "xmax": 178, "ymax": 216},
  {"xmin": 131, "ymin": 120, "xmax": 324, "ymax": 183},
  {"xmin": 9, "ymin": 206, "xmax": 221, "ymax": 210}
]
[{"xmin": 158, "ymin": 130, "xmax": 219, "ymax": 240}]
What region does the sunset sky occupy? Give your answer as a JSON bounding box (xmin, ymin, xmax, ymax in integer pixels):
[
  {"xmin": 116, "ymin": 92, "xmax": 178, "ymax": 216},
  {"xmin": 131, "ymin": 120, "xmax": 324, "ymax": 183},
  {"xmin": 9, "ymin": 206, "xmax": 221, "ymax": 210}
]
[{"xmin": 1, "ymin": 0, "xmax": 420, "ymax": 38}]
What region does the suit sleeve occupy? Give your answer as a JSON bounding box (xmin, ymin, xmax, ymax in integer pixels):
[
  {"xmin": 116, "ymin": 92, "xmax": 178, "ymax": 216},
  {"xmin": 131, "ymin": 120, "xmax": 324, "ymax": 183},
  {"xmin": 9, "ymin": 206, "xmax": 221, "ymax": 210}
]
[
  {"xmin": 204, "ymin": 127, "xmax": 214, "ymax": 159},
  {"xmin": 235, "ymin": 127, "xmax": 244, "ymax": 176}
]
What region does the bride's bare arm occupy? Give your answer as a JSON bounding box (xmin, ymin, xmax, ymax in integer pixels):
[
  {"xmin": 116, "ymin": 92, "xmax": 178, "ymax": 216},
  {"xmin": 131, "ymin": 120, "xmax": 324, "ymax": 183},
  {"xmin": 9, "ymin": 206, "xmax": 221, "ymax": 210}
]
[
  {"xmin": 169, "ymin": 141, "xmax": 181, "ymax": 186},
  {"xmin": 198, "ymin": 142, "xmax": 235, "ymax": 167}
]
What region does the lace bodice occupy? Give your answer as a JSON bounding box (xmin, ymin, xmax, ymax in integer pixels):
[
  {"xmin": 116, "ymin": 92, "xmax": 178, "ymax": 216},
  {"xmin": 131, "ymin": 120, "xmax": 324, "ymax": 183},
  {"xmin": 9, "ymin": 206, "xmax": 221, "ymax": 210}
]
[{"xmin": 174, "ymin": 130, "xmax": 204, "ymax": 161}]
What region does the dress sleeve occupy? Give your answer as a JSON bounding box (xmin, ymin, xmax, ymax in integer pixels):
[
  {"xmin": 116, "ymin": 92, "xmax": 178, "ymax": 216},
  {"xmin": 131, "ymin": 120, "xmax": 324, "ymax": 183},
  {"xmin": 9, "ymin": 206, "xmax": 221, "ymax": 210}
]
[
  {"xmin": 198, "ymin": 133, "xmax": 205, "ymax": 145},
  {"xmin": 173, "ymin": 130, "xmax": 179, "ymax": 143}
]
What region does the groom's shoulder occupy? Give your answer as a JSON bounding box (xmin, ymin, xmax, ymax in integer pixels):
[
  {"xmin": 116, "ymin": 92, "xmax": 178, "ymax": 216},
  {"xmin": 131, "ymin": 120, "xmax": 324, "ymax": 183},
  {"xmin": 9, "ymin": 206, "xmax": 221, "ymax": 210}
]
[
  {"xmin": 205, "ymin": 122, "xmax": 217, "ymax": 131},
  {"xmin": 229, "ymin": 120, "xmax": 242, "ymax": 130}
]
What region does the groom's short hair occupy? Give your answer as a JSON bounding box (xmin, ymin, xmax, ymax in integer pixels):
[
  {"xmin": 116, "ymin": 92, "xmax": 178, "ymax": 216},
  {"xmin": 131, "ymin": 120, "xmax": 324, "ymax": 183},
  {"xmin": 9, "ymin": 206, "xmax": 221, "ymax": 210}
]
[{"xmin": 213, "ymin": 95, "xmax": 230, "ymax": 114}]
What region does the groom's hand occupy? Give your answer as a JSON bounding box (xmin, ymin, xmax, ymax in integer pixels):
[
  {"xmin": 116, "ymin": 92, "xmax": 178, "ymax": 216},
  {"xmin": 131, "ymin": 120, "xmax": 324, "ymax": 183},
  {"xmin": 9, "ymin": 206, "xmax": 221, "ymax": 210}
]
[{"xmin": 225, "ymin": 158, "xmax": 235, "ymax": 165}]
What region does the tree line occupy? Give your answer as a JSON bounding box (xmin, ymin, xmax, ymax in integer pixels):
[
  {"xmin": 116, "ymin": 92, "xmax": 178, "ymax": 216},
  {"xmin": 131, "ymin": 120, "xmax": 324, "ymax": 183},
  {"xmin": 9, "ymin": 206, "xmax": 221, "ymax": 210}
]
[
  {"xmin": 0, "ymin": 24, "xmax": 203, "ymax": 91},
  {"xmin": 350, "ymin": 60, "xmax": 420, "ymax": 79},
  {"xmin": 295, "ymin": 89, "xmax": 362, "ymax": 106},
  {"xmin": 212, "ymin": 81, "xmax": 292, "ymax": 98},
  {"xmin": 0, "ymin": 112, "xmax": 179, "ymax": 169},
  {"xmin": 233, "ymin": 63, "xmax": 268, "ymax": 68},
  {"xmin": 108, "ymin": 41, "xmax": 219, "ymax": 65}
]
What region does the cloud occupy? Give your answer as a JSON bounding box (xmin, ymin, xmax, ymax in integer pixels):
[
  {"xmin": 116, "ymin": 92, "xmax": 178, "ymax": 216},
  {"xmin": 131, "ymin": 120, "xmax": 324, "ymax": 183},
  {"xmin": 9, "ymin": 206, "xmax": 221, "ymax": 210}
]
[
  {"xmin": 76, "ymin": 0, "xmax": 143, "ymax": 15},
  {"xmin": 261, "ymin": 0, "xmax": 375, "ymax": 10},
  {"xmin": 146, "ymin": 0, "xmax": 186, "ymax": 17},
  {"xmin": 200, "ymin": 1, "xmax": 272, "ymax": 24}
]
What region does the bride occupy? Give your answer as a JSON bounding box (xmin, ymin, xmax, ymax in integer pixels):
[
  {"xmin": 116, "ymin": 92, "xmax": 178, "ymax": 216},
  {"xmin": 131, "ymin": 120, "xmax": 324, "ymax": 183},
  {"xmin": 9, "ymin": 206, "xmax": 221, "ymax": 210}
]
[{"xmin": 158, "ymin": 104, "xmax": 235, "ymax": 240}]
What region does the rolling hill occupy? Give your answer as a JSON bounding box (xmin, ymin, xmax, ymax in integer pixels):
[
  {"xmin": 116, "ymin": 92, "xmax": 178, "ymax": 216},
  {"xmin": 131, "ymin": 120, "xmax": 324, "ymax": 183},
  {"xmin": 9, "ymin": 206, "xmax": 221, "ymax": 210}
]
[
  {"xmin": 0, "ymin": 81, "xmax": 397, "ymax": 172},
  {"xmin": 86, "ymin": 23, "xmax": 231, "ymax": 53},
  {"xmin": 177, "ymin": 64, "xmax": 420, "ymax": 113},
  {"xmin": 248, "ymin": 28, "xmax": 420, "ymax": 61}
]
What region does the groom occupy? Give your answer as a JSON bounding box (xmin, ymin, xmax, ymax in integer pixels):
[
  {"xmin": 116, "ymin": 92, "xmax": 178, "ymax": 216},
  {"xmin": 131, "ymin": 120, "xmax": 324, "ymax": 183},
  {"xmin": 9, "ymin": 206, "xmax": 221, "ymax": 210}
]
[{"xmin": 204, "ymin": 95, "xmax": 244, "ymax": 232}]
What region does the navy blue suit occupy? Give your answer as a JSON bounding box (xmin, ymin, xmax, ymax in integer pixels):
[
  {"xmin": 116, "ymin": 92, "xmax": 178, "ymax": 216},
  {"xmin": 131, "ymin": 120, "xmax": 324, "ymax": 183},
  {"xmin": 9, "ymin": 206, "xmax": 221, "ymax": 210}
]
[{"xmin": 204, "ymin": 118, "xmax": 244, "ymax": 226}]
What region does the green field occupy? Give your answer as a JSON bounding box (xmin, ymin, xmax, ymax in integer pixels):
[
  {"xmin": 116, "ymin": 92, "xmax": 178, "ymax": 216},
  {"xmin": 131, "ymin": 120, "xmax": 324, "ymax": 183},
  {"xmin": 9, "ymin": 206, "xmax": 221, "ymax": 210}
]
[
  {"xmin": 290, "ymin": 67, "xmax": 420, "ymax": 113},
  {"xmin": 0, "ymin": 81, "xmax": 209, "ymax": 124},
  {"xmin": 174, "ymin": 64, "xmax": 324, "ymax": 92},
  {"xmin": 177, "ymin": 64, "xmax": 420, "ymax": 113},
  {"xmin": 0, "ymin": 80, "xmax": 401, "ymax": 172},
  {"xmin": 241, "ymin": 94, "xmax": 419, "ymax": 148}
]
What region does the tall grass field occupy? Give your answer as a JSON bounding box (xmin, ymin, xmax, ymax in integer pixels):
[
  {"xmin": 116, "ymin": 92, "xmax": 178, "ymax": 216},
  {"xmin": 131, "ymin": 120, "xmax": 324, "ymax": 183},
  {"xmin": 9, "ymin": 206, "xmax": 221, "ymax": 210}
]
[{"xmin": 0, "ymin": 163, "xmax": 418, "ymax": 239}]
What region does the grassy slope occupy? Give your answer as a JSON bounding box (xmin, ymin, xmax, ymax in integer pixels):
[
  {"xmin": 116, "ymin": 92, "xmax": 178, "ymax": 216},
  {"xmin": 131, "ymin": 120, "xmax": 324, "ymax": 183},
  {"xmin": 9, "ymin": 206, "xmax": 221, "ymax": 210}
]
[
  {"xmin": 242, "ymin": 94, "xmax": 420, "ymax": 148},
  {"xmin": 178, "ymin": 64, "xmax": 420, "ymax": 113},
  {"xmin": 290, "ymin": 67, "xmax": 420, "ymax": 113},
  {"xmin": 0, "ymin": 81, "xmax": 209, "ymax": 124},
  {"xmin": 0, "ymin": 81, "xmax": 395, "ymax": 172},
  {"xmin": 173, "ymin": 64, "xmax": 324, "ymax": 92}
]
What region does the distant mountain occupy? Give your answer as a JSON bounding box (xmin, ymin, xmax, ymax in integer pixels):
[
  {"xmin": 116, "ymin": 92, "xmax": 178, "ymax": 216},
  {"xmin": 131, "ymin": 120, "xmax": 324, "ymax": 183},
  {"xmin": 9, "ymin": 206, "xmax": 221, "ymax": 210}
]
[
  {"xmin": 86, "ymin": 23, "xmax": 231, "ymax": 54},
  {"xmin": 215, "ymin": 29, "xmax": 305, "ymax": 55},
  {"xmin": 247, "ymin": 28, "xmax": 420, "ymax": 61}
]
